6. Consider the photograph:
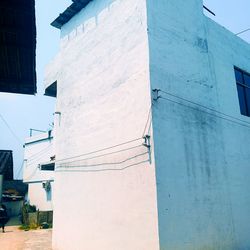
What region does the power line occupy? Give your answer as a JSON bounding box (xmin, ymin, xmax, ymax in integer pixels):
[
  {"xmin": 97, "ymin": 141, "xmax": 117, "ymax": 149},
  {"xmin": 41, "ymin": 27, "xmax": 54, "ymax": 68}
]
[
  {"xmin": 203, "ymin": 5, "xmax": 216, "ymax": 16},
  {"xmin": 58, "ymin": 145, "xmax": 144, "ymax": 166},
  {"xmin": 55, "ymin": 137, "xmax": 143, "ymax": 163},
  {"xmin": 16, "ymin": 160, "xmax": 24, "ymax": 180},
  {"xmin": 46, "ymin": 107, "xmax": 153, "ymax": 165},
  {"xmin": 236, "ymin": 28, "xmax": 250, "ymax": 36},
  {"xmin": 0, "ymin": 113, "xmax": 22, "ymax": 144},
  {"xmin": 57, "ymin": 151, "xmax": 148, "ymax": 169},
  {"xmin": 159, "ymin": 96, "xmax": 250, "ymax": 129},
  {"xmin": 159, "ymin": 89, "xmax": 250, "ymax": 127},
  {"xmin": 26, "ymin": 144, "xmax": 52, "ymax": 160},
  {"xmin": 23, "ymin": 166, "xmax": 39, "ymax": 182},
  {"xmin": 142, "ymin": 105, "xmax": 152, "ymax": 137},
  {"xmin": 26, "ymin": 144, "xmax": 53, "ymax": 165},
  {"xmin": 22, "ymin": 110, "xmax": 152, "ymax": 170},
  {"xmin": 56, "ymin": 160, "xmax": 149, "ymax": 173}
]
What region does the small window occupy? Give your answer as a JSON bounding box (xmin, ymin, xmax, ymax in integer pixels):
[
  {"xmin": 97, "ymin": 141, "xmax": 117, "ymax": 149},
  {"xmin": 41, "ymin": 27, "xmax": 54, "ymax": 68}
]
[
  {"xmin": 234, "ymin": 67, "xmax": 250, "ymax": 117},
  {"xmin": 40, "ymin": 163, "xmax": 55, "ymax": 171}
]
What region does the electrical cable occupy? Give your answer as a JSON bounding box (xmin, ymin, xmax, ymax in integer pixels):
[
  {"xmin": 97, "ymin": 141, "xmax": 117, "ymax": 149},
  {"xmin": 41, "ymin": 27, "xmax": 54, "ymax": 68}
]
[
  {"xmin": 55, "ymin": 160, "xmax": 149, "ymax": 173},
  {"xmin": 55, "ymin": 137, "xmax": 143, "ymax": 163},
  {"xmin": 23, "ymin": 166, "xmax": 39, "ymax": 182},
  {"xmin": 26, "ymin": 145, "xmax": 53, "ymax": 166},
  {"xmin": 26, "ymin": 144, "xmax": 52, "ymax": 161},
  {"xmin": 147, "ymin": 116, "xmax": 152, "ymax": 135},
  {"xmin": 159, "ymin": 96, "xmax": 250, "ymax": 129},
  {"xmin": 57, "ymin": 151, "xmax": 148, "ymax": 169},
  {"xmin": 159, "ymin": 89, "xmax": 250, "ymax": 127},
  {"xmin": 16, "ymin": 160, "xmax": 24, "ymax": 180},
  {"xmin": 57, "ymin": 144, "xmax": 144, "ymax": 166},
  {"xmin": 236, "ymin": 28, "xmax": 250, "ymax": 36},
  {"xmin": 0, "ymin": 113, "xmax": 22, "ymax": 144},
  {"xmin": 142, "ymin": 105, "xmax": 152, "ymax": 137}
]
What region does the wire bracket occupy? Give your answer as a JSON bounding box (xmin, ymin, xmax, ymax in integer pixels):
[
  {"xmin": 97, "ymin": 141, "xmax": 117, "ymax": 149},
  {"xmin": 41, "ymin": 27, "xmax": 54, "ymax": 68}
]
[{"xmin": 152, "ymin": 89, "xmax": 161, "ymax": 101}]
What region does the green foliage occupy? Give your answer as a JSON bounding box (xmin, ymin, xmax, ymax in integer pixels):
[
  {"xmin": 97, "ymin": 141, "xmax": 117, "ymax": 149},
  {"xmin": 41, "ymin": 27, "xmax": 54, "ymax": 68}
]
[
  {"xmin": 18, "ymin": 224, "xmax": 30, "ymax": 231},
  {"xmin": 23, "ymin": 203, "xmax": 36, "ymax": 213},
  {"xmin": 29, "ymin": 222, "xmax": 38, "ymax": 230}
]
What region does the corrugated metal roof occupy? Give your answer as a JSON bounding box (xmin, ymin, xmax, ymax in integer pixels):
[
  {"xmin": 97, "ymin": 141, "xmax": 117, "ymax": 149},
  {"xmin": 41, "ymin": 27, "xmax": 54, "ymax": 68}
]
[
  {"xmin": 0, "ymin": 0, "xmax": 36, "ymax": 95},
  {"xmin": 51, "ymin": 0, "xmax": 92, "ymax": 29},
  {"xmin": 0, "ymin": 150, "xmax": 13, "ymax": 180}
]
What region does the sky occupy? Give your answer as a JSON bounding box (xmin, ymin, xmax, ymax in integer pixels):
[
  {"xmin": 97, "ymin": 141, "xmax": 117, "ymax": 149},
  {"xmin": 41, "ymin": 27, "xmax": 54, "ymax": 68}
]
[{"xmin": 0, "ymin": 0, "xmax": 249, "ymax": 179}]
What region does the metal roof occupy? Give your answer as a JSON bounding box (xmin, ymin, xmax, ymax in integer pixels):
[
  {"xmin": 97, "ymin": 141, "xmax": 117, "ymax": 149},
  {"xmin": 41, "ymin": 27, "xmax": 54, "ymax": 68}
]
[
  {"xmin": 0, "ymin": 150, "xmax": 13, "ymax": 180},
  {"xmin": 51, "ymin": 0, "xmax": 92, "ymax": 29},
  {"xmin": 0, "ymin": 0, "xmax": 37, "ymax": 95}
]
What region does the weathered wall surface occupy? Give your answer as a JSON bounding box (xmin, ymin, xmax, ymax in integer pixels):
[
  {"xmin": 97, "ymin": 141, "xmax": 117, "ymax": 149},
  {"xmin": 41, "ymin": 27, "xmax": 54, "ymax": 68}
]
[
  {"xmin": 51, "ymin": 0, "xmax": 159, "ymax": 249},
  {"xmin": 23, "ymin": 133, "xmax": 54, "ymax": 211},
  {"xmin": 147, "ymin": 0, "xmax": 250, "ymax": 249}
]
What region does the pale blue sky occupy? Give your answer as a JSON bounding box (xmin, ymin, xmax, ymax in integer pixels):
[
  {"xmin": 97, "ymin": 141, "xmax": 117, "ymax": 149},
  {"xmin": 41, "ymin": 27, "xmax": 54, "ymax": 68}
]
[{"xmin": 0, "ymin": 0, "xmax": 249, "ymax": 179}]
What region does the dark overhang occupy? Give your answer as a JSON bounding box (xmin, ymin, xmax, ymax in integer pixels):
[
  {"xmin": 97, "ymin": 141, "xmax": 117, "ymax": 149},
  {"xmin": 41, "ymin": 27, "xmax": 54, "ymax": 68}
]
[
  {"xmin": 0, "ymin": 0, "xmax": 37, "ymax": 95},
  {"xmin": 51, "ymin": 0, "xmax": 92, "ymax": 29},
  {"xmin": 45, "ymin": 81, "xmax": 57, "ymax": 98},
  {"xmin": 3, "ymin": 180, "xmax": 28, "ymax": 197},
  {"xmin": 0, "ymin": 150, "xmax": 13, "ymax": 181}
]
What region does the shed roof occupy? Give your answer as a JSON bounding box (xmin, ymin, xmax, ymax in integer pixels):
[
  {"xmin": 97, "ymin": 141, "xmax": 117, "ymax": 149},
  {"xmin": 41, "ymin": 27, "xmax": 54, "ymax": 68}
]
[{"xmin": 51, "ymin": 0, "xmax": 92, "ymax": 29}]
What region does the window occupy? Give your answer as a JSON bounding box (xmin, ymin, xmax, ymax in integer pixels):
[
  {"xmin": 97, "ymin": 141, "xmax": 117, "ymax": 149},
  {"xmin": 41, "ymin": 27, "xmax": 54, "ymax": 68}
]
[
  {"xmin": 234, "ymin": 67, "xmax": 250, "ymax": 117},
  {"xmin": 40, "ymin": 163, "xmax": 55, "ymax": 171}
]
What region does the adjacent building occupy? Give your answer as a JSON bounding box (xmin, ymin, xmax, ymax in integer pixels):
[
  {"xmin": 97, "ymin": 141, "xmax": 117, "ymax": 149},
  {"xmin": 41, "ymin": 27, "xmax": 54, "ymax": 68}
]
[
  {"xmin": 0, "ymin": 150, "xmax": 27, "ymax": 217},
  {"xmin": 45, "ymin": 0, "xmax": 250, "ymax": 249},
  {"xmin": 0, "ymin": 150, "xmax": 13, "ymax": 200},
  {"xmin": 23, "ymin": 131, "xmax": 54, "ymax": 212}
]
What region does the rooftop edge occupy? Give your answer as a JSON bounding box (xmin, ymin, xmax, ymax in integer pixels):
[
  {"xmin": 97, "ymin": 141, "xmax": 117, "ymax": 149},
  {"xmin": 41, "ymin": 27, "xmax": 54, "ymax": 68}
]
[{"xmin": 51, "ymin": 0, "xmax": 92, "ymax": 29}]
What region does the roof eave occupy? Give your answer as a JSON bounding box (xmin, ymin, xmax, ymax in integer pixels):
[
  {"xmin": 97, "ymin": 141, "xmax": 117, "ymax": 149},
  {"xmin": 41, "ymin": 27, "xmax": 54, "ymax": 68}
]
[{"xmin": 51, "ymin": 0, "xmax": 92, "ymax": 29}]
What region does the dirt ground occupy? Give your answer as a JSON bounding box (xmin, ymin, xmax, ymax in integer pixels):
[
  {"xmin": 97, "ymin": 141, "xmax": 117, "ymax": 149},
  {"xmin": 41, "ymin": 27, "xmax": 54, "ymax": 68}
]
[{"xmin": 0, "ymin": 217, "xmax": 52, "ymax": 250}]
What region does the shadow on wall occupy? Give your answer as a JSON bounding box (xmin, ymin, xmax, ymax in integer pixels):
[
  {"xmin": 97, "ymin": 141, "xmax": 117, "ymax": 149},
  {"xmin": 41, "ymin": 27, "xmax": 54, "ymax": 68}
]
[{"xmin": 46, "ymin": 189, "xmax": 52, "ymax": 202}]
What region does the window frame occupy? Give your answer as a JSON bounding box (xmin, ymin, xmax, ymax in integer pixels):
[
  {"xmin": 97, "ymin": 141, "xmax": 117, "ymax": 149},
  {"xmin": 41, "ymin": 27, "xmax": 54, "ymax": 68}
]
[
  {"xmin": 234, "ymin": 67, "xmax": 250, "ymax": 117},
  {"xmin": 40, "ymin": 162, "xmax": 55, "ymax": 171}
]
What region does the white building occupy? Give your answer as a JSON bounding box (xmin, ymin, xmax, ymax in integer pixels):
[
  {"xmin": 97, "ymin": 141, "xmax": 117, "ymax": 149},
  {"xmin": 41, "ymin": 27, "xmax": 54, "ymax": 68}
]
[
  {"xmin": 45, "ymin": 0, "xmax": 250, "ymax": 249},
  {"xmin": 23, "ymin": 131, "xmax": 54, "ymax": 212}
]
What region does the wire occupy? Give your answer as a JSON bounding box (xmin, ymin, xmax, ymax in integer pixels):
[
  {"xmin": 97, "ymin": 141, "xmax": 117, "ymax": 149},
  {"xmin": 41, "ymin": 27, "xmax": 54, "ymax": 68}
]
[
  {"xmin": 147, "ymin": 116, "xmax": 152, "ymax": 135},
  {"xmin": 57, "ymin": 151, "xmax": 148, "ymax": 169},
  {"xmin": 159, "ymin": 89, "xmax": 250, "ymax": 127},
  {"xmin": 25, "ymin": 144, "xmax": 52, "ymax": 159},
  {"xmin": 142, "ymin": 105, "xmax": 152, "ymax": 137},
  {"xmin": 26, "ymin": 145, "xmax": 53, "ymax": 165},
  {"xmin": 236, "ymin": 28, "xmax": 250, "ymax": 36},
  {"xmin": 0, "ymin": 113, "xmax": 22, "ymax": 144},
  {"xmin": 55, "ymin": 137, "xmax": 143, "ymax": 163},
  {"xmin": 23, "ymin": 166, "xmax": 39, "ymax": 182},
  {"xmin": 203, "ymin": 5, "xmax": 215, "ymax": 16},
  {"xmin": 57, "ymin": 145, "xmax": 144, "ymax": 166},
  {"xmin": 52, "ymin": 108, "xmax": 153, "ymax": 165},
  {"xmin": 16, "ymin": 160, "xmax": 24, "ymax": 180},
  {"xmin": 159, "ymin": 96, "xmax": 250, "ymax": 129},
  {"xmin": 56, "ymin": 160, "xmax": 149, "ymax": 173}
]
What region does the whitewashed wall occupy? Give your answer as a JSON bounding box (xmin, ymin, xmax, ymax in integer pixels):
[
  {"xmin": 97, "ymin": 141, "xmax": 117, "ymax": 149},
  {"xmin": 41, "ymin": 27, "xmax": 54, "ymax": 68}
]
[
  {"xmin": 23, "ymin": 132, "xmax": 54, "ymax": 211},
  {"xmin": 147, "ymin": 0, "xmax": 250, "ymax": 249},
  {"xmin": 49, "ymin": 0, "xmax": 159, "ymax": 250},
  {"xmin": 47, "ymin": 0, "xmax": 250, "ymax": 249}
]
